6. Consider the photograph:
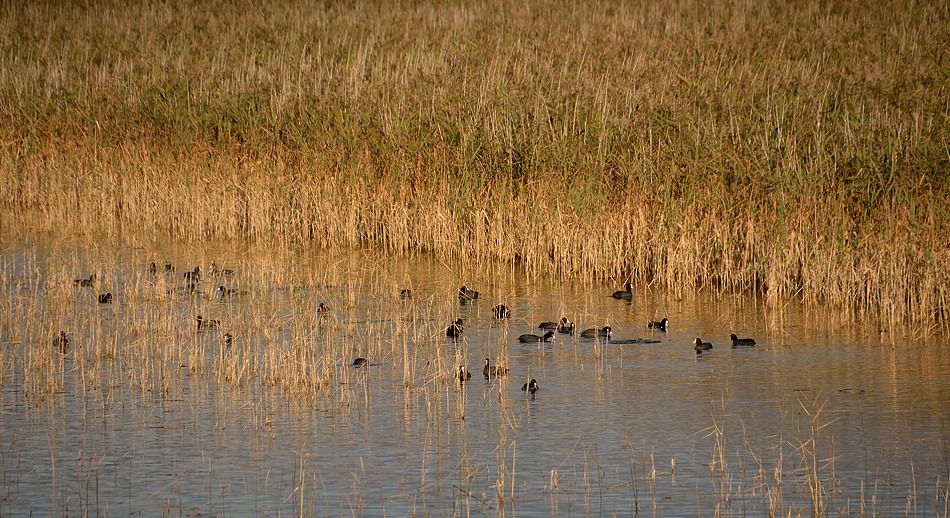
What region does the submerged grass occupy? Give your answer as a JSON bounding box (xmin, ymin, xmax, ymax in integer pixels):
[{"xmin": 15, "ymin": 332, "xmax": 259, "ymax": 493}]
[
  {"xmin": 0, "ymin": 0, "xmax": 947, "ymax": 333},
  {"xmin": 1, "ymin": 243, "xmax": 948, "ymax": 515}
]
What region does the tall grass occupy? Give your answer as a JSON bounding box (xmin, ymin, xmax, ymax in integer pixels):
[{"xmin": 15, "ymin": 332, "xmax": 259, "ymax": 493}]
[{"xmin": 0, "ymin": 0, "xmax": 947, "ymax": 333}]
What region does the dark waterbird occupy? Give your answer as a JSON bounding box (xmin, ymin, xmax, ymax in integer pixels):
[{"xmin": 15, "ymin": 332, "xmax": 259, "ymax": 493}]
[
  {"xmin": 399, "ymin": 289, "xmax": 413, "ymax": 300},
  {"xmin": 183, "ymin": 266, "xmax": 202, "ymax": 282},
  {"xmin": 223, "ymin": 333, "xmax": 234, "ymax": 349},
  {"xmin": 694, "ymin": 338, "xmax": 713, "ymax": 353},
  {"xmin": 218, "ymin": 285, "xmax": 247, "ymax": 299},
  {"xmin": 97, "ymin": 292, "xmax": 112, "ymax": 304},
  {"xmin": 459, "ymin": 286, "xmax": 480, "ymax": 302},
  {"xmin": 74, "ymin": 274, "xmax": 96, "ymax": 287},
  {"xmin": 446, "ymin": 319, "xmax": 464, "ymax": 339},
  {"xmin": 353, "ymin": 357, "xmax": 368, "ymax": 368},
  {"xmin": 538, "ymin": 317, "xmax": 571, "ymax": 331},
  {"xmin": 522, "ymin": 379, "xmax": 540, "ymax": 394},
  {"xmin": 196, "ymin": 315, "xmax": 220, "ymax": 331},
  {"xmin": 210, "ymin": 262, "xmax": 234, "ymax": 276},
  {"xmin": 648, "ymin": 318, "xmax": 669, "ymax": 332},
  {"xmin": 581, "ymin": 326, "xmax": 612, "ymax": 339},
  {"xmin": 518, "ymin": 330, "xmax": 555, "ymax": 343},
  {"xmin": 730, "ymin": 334, "xmax": 756, "ymax": 347},
  {"xmin": 492, "ymin": 304, "xmax": 511, "ymax": 319},
  {"xmin": 611, "ymin": 282, "xmax": 633, "ymax": 300},
  {"xmin": 53, "ymin": 331, "xmax": 69, "ymax": 353},
  {"xmin": 316, "ymin": 302, "xmax": 330, "ymax": 313},
  {"xmin": 483, "ymin": 358, "xmax": 508, "ymax": 378},
  {"xmin": 456, "ymin": 365, "xmax": 472, "ymax": 381}
]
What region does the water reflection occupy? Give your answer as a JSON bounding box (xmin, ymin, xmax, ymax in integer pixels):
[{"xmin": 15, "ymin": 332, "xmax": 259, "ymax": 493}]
[{"xmin": 0, "ymin": 243, "xmax": 947, "ymax": 516}]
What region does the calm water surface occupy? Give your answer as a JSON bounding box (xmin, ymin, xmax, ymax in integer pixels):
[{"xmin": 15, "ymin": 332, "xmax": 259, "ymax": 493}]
[{"xmin": 1, "ymin": 243, "xmax": 948, "ymax": 516}]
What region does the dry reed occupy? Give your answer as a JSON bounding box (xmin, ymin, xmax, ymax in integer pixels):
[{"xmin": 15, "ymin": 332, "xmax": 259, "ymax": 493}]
[{"xmin": 0, "ymin": 3, "xmax": 947, "ymax": 338}]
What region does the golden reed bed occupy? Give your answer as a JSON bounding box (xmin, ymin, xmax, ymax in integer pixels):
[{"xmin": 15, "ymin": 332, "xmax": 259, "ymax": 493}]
[{"xmin": 0, "ymin": 0, "xmax": 946, "ymax": 335}]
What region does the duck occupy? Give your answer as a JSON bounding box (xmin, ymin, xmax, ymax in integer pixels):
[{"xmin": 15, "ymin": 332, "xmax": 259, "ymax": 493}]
[
  {"xmin": 456, "ymin": 365, "xmax": 472, "ymax": 381},
  {"xmin": 217, "ymin": 285, "xmax": 248, "ymax": 299},
  {"xmin": 399, "ymin": 289, "xmax": 413, "ymax": 300},
  {"xmin": 539, "ymin": 317, "xmax": 575, "ymax": 335},
  {"xmin": 53, "ymin": 331, "xmax": 69, "ymax": 353},
  {"xmin": 580, "ymin": 326, "xmax": 612, "ymax": 339},
  {"xmin": 223, "ymin": 333, "xmax": 234, "ymax": 349},
  {"xmin": 518, "ymin": 330, "xmax": 556, "ymax": 343},
  {"xmin": 730, "ymin": 333, "xmax": 756, "ymax": 347},
  {"xmin": 446, "ymin": 318, "xmax": 464, "ymax": 339},
  {"xmin": 521, "ymin": 379, "xmax": 540, "ymax": 394},
  {"xmin": 611, "ymin": 282, "xmax": 634, "ymax": 300},
  {"xmin": 483, "ymin": 358, "xmax": 508, "ymax": 378},
  {"xmin": 492, "ymin": 304, "xmax": 511, "ymax": 319},
  {"xmin": 538, "ymin": 317, "xmax": 571, "ymax": 331},
  {"xmin": 648, "ymin": 318, "xmax": 669, "ymax": 332},
  {"xmin": 458, "ymin": 285, "xmax": 480, "ymax": 302},
  {"xmin": 74, "ymin": 274, "xmax": 96, "ymax": 287},
  {"xmin": 196, "ymin": 315, "xmax": 220, "ymax": 331},
  {"xmin": 183, "ymin": 266, "xmax": 202, "ymax": 282},
  {"xmin": 210, "ymin": 262, "xmax": 234, "ymax": 276},
  {"xmin": 97, "ymin": 292, "xmax": 112, "ymax": 304},
  {"xmin": 352, "ymin": 357, "xmax": 368, "ymax": 368},
  {"xmin": 694, "ymin": 338, "xmax": 713, "ymax": 353},
  {"xmin": 148, "ymin": 262, "xmax": 158, "ymax": 275},
  {"xmin": 316, "ymin": 302, "xmax": 330, "ymax": 314}
]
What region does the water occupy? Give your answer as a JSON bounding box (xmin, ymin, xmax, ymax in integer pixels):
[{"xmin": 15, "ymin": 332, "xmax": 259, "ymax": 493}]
[{"xmin": 1, "ymin": 242, "xmax": 948, "ymax": 516}]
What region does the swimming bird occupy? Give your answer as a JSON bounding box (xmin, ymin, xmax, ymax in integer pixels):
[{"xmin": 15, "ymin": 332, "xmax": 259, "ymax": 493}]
[
  {"xmin": 483, "ymin": 358, "xmax": 508, "ymax": 378},
  {"xmin": 183, "ymin": 266, "xmax": 202, "ymax": 282},
  {"xmin": 521, "ymin": 379, "xmax": 539, "ymax": 394},
  {"xmin": 730, "ymin": 334, "xmax": 756, "ymax": 347},
  {"xmin": 223, "ymin": 333, "xmax": 234, "ymax": 349},
  {"xmin": 446, "ymin": 319, "xmax": 464, "ymax": 339},
  {"xmin": 148, "ymin": 262, "xmax": 158, "ymax": 275},
  {"xmin": 580, "ymin": 326, "xmax": 612, "ymax": 339},
  {"xmin": 518, "ymin": 330, "xmax": 556, "ymax": 343},
  {"xmin": 648, "ymin": 318, "xmax": 669, "ymax": 332},
  {"xmin": 611, "ymin": 282, "xmax": 633, "ymax": 300},
  {"xmin": 353, "ymin": 357, "xmax": 368, "ymax": 368},
  {"xmin": 459, "ymin": 286, "xmax": 480, "ymax": 302},
  {"xmin": 217, "ymin": 285, "xmax": 247, "ymax": 300},
  {"xmin": 210, "ymin": 262, "xmax": 234, "ymax": 276},
  {"xmin": 492, "ymin": 304, "xmax": 511, "ymax": 319},
  {"xmin": 196, "ymin": 315, "xmax": 220, "ymax": 331},
  {"xmin": 316, "ymin": 302, "xmax": 330, "ymax": 313},
  {"xmin": 53, "ymin": 331, "xmax": 69, "ymax": 353},
  {"xmin": 97, "ymin": 292, "xmax": 112, "ymax": 304},
  {"xmin": 694, "ymin": 338, "xmax": 713, "ymax": 353},
  {"xmin": 74, "ymin": 274, "xmax": 96, "ymax": 287},
  {"xmin": 538, "ymin": 317, "xmax": 571, "ymax": 331},
  {"xmin": 399, "ymin": 289, "xmax": 413, "ymax": 300},
  {"xmin": 456, "ymin": 365, "xmax": 472, "ymax": 381}
]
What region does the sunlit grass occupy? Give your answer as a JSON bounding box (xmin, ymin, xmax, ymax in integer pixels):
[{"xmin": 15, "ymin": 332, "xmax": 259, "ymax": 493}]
[{"xmin": 0, "ymin": 0, "xmax": 946, "ymax": 334}]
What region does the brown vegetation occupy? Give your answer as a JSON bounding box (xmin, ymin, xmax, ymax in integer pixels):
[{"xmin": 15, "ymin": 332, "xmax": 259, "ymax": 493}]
[{"xmin": 1, "ymin": 0, "xmax": 947, "ymax": 333}]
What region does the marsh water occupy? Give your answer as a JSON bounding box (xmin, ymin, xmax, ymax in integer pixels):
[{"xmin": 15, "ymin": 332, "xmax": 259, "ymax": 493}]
[{"xmin": 1, "ymin": 242, "xmax": 948, "ymax": 516}]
